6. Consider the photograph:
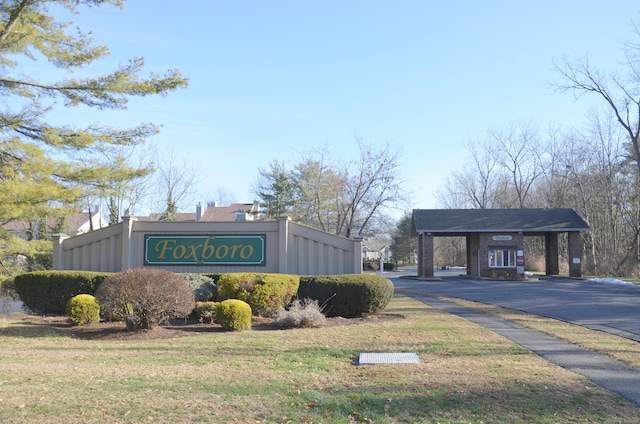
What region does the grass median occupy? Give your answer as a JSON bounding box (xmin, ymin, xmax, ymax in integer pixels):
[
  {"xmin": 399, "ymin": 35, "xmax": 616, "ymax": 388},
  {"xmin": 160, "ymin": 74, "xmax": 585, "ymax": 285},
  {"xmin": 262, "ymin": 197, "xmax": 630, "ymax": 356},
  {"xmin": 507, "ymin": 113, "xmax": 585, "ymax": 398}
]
[{"xmin": 0, "ymin": 295, "xmax": 638, "ymax": 423}]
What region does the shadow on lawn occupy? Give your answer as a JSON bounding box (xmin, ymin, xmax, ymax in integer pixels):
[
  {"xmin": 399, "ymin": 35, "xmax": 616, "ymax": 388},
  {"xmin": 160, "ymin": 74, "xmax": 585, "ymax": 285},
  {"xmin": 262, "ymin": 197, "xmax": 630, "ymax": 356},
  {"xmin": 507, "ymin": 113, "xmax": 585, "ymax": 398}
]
[{"xmin": 0, "ymin": 312, "xmax": 405, "ymax": 341}]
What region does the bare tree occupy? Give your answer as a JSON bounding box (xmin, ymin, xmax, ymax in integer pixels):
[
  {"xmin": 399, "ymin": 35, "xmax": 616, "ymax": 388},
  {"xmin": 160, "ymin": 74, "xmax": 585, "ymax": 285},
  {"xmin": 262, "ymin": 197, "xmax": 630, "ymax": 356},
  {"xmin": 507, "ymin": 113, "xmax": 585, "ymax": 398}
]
[
  {"xmin": 255, "ymin": 139, "xmax": 407, "ymax": 238},
  {"xmin": 449, "ymin": 138, "xmax": 502, "ymax": 209},
  {"xmin": 155, "ymin": 148, "xmax": 202, "ymax": 221},
  {"xmin": 489, "ymin": 121, "xmax": 546, "ymax": 208},
  {"xmin": 553, "ymin": 37, "xmax": 640, "ymax": 177},
  {"xmin": 438, "ymin": 126, "xmax": 542, "ymax": 210},
  {"xmin": 293, "ymin": 148, "xmax": 344, "ymax": 234},
  {"xmin": 552, "ymin": 21, "xmax": 640, "ymax": 275},
  {"xmin": 204, "ymin": 187, "xmax": 237, "ymax": 207},
  {"xmin": 339, "ymin": 138, "xmax": 406, "ymax": 238},
  {"xmin": 99, "ymin": 143, "xmax": 155, "ymax": 223}
]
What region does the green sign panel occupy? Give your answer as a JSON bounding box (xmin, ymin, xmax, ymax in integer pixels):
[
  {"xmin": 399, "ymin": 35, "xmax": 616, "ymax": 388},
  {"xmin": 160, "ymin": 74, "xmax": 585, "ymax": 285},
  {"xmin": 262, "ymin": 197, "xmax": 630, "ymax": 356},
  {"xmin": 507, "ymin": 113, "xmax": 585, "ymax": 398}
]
[{"xmin": 144, "ymin": 234, "xmax": 265, "ymax": 266}]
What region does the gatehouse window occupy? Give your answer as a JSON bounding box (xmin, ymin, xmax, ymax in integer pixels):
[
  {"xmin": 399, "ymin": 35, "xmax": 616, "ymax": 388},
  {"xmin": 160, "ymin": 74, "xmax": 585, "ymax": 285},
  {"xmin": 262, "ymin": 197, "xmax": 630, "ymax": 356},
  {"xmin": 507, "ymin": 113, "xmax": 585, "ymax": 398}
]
[{"xmin": 488, "ymin": 247, "xmax": 516, "ymax": 268}]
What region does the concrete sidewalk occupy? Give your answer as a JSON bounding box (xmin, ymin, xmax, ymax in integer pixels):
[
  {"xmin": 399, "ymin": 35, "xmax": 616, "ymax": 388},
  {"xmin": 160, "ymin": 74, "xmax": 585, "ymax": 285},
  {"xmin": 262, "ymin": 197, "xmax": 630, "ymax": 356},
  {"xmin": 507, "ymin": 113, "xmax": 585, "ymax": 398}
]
[{"xmin": 396, "ymin": 289, "xmax": 640, "ymax": 408}]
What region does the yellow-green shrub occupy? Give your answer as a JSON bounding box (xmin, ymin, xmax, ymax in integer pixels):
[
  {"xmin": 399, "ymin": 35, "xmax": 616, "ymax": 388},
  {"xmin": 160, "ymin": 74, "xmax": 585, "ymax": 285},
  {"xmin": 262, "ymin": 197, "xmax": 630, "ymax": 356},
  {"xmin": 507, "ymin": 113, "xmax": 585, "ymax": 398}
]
[
  {"xmin": 216, "ymin": 272, "xmax": 299, "ymax": 316},
  {"xmin": 66, "ymin": 294, "xmax": 100, "ymax": 326},
  {"xmin": 215, "ymin": 299, "xmax": 252, "ymax": 331}
]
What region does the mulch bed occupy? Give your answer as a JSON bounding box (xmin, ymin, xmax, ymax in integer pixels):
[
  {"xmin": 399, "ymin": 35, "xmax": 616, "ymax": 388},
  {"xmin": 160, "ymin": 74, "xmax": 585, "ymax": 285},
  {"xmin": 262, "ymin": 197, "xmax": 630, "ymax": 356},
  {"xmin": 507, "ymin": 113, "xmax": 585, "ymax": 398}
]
[{"xmin": 2, "ymin": 312, "xmax": 403, "ymax": 341}]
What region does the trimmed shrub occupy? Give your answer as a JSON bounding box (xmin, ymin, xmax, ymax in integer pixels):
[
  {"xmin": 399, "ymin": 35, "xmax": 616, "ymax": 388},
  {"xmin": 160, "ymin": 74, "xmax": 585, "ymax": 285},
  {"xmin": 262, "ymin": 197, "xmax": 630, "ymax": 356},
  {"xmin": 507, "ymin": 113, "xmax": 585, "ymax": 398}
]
[
  {"xmin": 217, "ymin": 273, "xmax": 300, "ymax": 316},
  {"xmin": 215, "ymin": 299, "xmax": 252, "ymax": 331},
  {"xmin": 181, "ymin": 273, "xmax": 218, "ymax": 301},
  {"xmin": 273, "ymin": 298, "xmax": 327, "ymax": 329},
  {"xmin": 194, "ymin": 301, "xmax": 218, "ymax": 323},
  {"xmin": 14, "ymin": 271, "xmax": 111, "ymax": 314},
  {"xmin": 297, "ymin": 274, "xmax": 394, "ymax": 318},
  {"xmin": 95, "ymin": 268, "xmax": 195, "ymax": 331},
  {"xmin": 66, "ymin": 294, "xmax": 100, "ymax": 326}
]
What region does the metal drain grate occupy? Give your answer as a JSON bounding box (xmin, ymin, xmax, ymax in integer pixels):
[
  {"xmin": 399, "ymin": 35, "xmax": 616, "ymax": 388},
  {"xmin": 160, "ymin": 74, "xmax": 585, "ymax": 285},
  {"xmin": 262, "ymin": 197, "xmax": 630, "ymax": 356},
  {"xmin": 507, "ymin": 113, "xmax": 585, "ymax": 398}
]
[{"xmin": 358, "ymin": 352, "xmax": 420, "ymax": 364}]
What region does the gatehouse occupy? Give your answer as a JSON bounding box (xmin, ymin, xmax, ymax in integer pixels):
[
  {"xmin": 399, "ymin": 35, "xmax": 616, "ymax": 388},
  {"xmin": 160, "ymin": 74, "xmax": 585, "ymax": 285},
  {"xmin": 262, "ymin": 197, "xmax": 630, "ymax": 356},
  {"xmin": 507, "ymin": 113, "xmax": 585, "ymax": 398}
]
[{"xmin": 412, "ymin": 209, "xmax": 590, "ymax": 279}]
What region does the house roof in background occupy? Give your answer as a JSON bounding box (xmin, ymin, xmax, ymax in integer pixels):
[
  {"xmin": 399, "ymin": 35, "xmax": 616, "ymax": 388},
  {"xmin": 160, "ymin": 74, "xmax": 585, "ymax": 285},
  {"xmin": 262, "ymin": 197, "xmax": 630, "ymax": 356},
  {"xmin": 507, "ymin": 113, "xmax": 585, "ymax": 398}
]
[
  {"xmin": 135, "ymin": 212, "xmax": 196, "ymax": 222},
  {"xmin": 134, "ymin": 203, "xmax": 259, "ymax": 223},
  {"xmin": 199, "ymin": 203, "xmax": 257, "ymax": 222},
  {"xmin": 4, "ymin": 207, "xmax": 108, "ymax": 237},
  {"xmin": 411, "ymin": 209, "xmax": 590, "ymax": 236}
]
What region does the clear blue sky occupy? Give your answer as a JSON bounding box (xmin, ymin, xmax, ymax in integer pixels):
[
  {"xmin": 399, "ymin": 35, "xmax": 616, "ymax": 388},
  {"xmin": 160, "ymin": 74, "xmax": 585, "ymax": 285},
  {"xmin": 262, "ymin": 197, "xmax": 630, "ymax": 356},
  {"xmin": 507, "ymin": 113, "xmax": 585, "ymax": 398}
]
[{"xmin": 45, "ymin": 1, "xmax": 640, "ymax": 215}]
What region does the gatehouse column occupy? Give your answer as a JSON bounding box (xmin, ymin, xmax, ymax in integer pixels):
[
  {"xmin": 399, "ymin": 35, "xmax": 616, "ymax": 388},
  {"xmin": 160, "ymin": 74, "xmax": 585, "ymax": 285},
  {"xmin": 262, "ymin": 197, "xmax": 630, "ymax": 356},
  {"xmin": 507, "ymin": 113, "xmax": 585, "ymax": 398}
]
[
  {"xmin": 545, "ymin": 233, "xmax": 559, "ymax": 275},
  {"xmin": 418, "ymin": 232, "xmax": 434, "ymax": 278},
  {"xmin": 568, "ymin": 231, "xmax": 583, "ymax": 278}
]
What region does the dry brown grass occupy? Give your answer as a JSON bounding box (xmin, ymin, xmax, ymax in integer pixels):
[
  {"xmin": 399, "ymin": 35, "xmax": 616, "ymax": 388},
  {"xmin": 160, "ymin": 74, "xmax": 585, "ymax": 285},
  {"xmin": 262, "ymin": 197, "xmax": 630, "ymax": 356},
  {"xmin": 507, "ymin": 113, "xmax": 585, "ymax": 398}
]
[
  {"xmin": 0, "ymin": 296, "xmax": 639, "ymax": 423},
  {"xmin": 441, "ymin": 295, "xmax": 640, "ymax": 370}
]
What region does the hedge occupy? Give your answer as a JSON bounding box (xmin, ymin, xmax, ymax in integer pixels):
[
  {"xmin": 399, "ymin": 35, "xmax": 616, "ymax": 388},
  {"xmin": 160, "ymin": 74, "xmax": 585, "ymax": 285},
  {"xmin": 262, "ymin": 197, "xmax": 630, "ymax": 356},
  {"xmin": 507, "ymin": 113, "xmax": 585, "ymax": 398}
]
[
  {"xmin": 297, "ymin": 274, "xmax": 394, "ymax": 318},
  {"xmin": 14, "ymin": 271, "xmax": 111, "ymax": 314}
]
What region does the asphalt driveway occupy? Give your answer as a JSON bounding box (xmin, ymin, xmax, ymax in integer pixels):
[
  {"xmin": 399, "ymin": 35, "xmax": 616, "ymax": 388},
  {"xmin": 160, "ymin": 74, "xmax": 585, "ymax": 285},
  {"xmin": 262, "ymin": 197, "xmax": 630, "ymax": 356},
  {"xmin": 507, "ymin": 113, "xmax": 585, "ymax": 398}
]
[{"xmin": 389, "ymin": 269, "xmax": 640, "ymax": 342}]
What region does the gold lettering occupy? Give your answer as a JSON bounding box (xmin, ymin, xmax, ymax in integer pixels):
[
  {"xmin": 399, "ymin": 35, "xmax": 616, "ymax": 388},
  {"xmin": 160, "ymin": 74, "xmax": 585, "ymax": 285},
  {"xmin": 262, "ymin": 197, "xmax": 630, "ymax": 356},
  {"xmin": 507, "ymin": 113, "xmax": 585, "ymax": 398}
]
[
  {"xmin": 230, "ymin": 244, "xmax": 242, "ymax": 258},
  {"xmin": 155, "ymin": 239, "xmax": 175, "ymax": 259},
  {"xmin": 186, "ymin": 244, "xmax": 203, "ymax": 262},
  {"xmin": 215, "ymin": 244, "xmax": 229, "ymax": 259},
  {"xmin": 173, "ymin": 244, "xmax": 186, "ymax": 259},
  {"xmin": 202, "ymin": 237, "xmax": 216, "ymax": 259},
  {"xmin": 150, "ymin": 236, "xmax": 260, "ymax": 263},
  {"xmin": 240, "ymin": 245, "xmax": 253, "ymax": 259}
]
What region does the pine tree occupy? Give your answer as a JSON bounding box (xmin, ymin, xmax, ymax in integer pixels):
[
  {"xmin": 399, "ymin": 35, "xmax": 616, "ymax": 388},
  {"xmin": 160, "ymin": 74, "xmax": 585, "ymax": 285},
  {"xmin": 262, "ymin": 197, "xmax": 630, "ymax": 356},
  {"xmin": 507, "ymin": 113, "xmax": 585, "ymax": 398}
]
[{"xmin": 0, "ymin": 0, "xmax": 188, "ymax": 225}]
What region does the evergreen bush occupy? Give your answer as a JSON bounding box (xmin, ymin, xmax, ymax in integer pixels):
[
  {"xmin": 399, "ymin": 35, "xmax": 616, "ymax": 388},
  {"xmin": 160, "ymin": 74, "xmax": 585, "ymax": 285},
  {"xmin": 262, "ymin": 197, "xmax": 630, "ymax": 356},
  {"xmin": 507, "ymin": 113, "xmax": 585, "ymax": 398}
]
[
  {"xmin": 217, "ymin": 272, "xmax": 299, "ymax": 316},
  {"xmin": 66, "ymin": 294, "xmax": 100, "ymax": 326},
  {"xmin": 14, "ymin": 271, "xmax": 111, "ymax": 314},
  {"xmin": 95, "ymin": 268, "xmax": 195, "ymax": 330},
  {"xmin": 215, "ymin": 299, "xmax": 252, "ymax": 331},
  {"xmin": 297, "ymin": 274, "xmax": 394, "ymax": 317},
  {"xmin": 181, "ymin": 273, "xmax": 218, "ymax": 301}
]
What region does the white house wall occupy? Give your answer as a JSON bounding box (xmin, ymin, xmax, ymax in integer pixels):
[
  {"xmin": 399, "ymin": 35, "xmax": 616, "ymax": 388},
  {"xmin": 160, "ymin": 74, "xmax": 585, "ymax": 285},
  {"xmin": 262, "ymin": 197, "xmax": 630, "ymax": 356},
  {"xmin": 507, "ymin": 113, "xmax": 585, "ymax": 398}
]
[{"xmin": 53, "ymin": 216, "xmax": 362, "ymax": 275}]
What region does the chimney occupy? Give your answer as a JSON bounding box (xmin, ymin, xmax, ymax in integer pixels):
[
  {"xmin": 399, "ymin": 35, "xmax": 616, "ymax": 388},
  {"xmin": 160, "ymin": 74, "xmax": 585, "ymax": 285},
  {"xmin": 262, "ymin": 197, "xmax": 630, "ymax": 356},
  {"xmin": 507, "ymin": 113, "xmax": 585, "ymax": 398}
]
[{"xmin": 196, "ymin": 203, "xmax": 202, "ymax": 221}]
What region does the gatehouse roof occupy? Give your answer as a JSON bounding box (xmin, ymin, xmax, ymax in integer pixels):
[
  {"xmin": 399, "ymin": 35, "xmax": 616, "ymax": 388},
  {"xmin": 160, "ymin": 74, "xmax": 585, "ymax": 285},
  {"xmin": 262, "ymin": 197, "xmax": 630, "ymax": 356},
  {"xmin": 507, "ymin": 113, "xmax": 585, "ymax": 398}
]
[{"xmin": 411, "ymin": 208, "xmax": 590, "ymax": 236}]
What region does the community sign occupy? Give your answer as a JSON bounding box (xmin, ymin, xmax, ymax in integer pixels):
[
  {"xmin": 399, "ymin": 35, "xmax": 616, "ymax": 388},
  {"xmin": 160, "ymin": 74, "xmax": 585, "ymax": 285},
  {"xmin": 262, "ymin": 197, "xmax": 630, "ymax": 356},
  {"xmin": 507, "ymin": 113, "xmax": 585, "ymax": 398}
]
[{"xmin": 144, "ymin": 234, "xmax": 265, "ymax": 266}]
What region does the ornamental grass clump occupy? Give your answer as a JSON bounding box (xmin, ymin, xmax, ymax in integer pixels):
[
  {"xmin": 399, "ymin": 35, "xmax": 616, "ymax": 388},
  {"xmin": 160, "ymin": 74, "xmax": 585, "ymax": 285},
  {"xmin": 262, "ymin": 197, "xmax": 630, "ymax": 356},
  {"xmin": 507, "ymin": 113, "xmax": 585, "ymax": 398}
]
[
  {"xmin": 95, "ymin": 268, "xmax": 195, "ymax": 331},
  {"xmin": 66, "ymin": 294, "xmax": 100, "ymax": 326},
  {"xmin": 273, "ymin": 298, "xmax": 327, "ymax": 329},
  {"xmin": 215, "ymin": 299, "xmax": 252, "ymax": 331}
]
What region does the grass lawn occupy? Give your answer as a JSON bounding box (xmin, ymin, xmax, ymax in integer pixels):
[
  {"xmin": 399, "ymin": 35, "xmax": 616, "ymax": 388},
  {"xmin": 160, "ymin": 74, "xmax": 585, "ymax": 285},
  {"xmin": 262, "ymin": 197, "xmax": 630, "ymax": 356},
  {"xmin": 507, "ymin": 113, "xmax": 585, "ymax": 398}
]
[{"xmin": 0, "ymin": 295, "xmax": 639, "ymax": 423}]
